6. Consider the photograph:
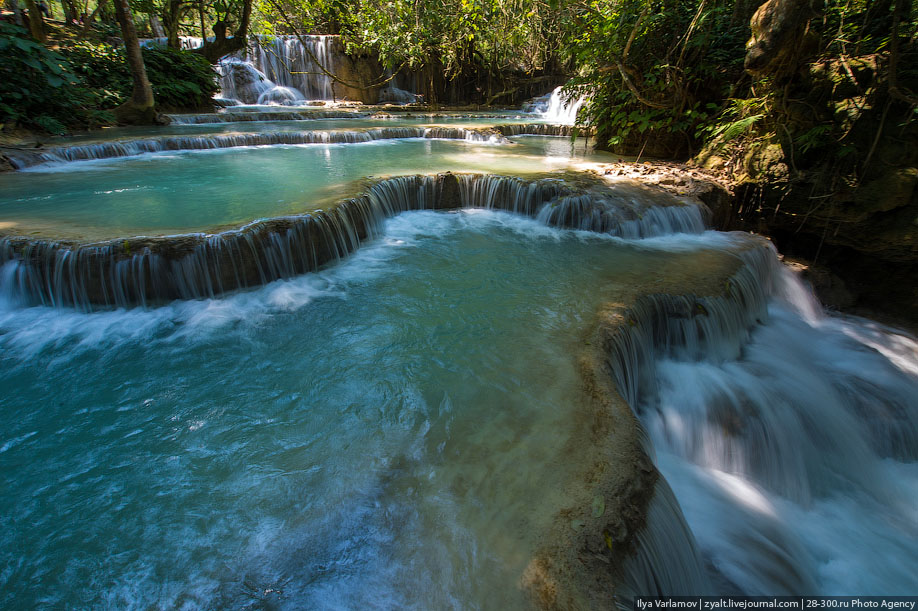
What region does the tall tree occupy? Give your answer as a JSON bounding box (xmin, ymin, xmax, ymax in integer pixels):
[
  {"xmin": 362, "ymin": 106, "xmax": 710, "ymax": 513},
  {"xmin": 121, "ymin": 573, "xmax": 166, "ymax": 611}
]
[
  {"xmin": 160, "ymin": 0, "xmax": 188, "ymax": 49},
  {"xmin": 24, "ymin": 0, "xmax": 47, "ymax": 41},
  {"xmin": 112, "ymin": 0, "xmax": 159, "ymax": 123},
  {"xmin": 6, "ymin": 0, "xmax": 26, "ymax": 27}
]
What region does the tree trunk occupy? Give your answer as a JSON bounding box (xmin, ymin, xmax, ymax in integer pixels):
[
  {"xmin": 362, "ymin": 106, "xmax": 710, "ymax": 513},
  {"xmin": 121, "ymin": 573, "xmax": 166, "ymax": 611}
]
[
  {"xmin": 193, "ymin": 0, "xmax": 252, "ymax": 63},
  {"xmin": 24, "ymin": 0, "xmax": 46, "ymax": 41},
  {"xmin": 112, "ymin": 0, "xmax": 159, "ymax": 124},
  {"xmin": 7, "ymin": 0, "xmax": 26, "ymax": 27},
  {"xmin": 78, "ymin": 0, "xmax": 106, "ymax": 37},
  {"xmin": 162, "ymin": 0, "xmax": 183, "ymax": 49},
  {"xmin": 59, "ymin": 0, "xmax": 72, "ymax": 22}
]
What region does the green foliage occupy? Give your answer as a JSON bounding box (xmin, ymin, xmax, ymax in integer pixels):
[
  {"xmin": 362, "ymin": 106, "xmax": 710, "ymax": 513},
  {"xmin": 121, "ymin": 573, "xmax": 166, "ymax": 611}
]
[
  {"xmin": 0, "ymin": 22, "xmax": 107, "ymax": 133},
  {"xmin": 142, "ymin": 47, "xmax": 219, "ymax": 110},
  {"xmin": 256, "ymin": 0, "xmax": 566, "ymax": 81},
  {"xmin": 64, "ymin": 41, "xmax": 131, "ymax": 108},
  {"xmin": 710, "ymin": 114, "xmax": 763, "ymax": 142},
  {"xmin": 255, "ymin": 0, "xmax": 350, "ymax": 35},
  {"xmin": 697, "ymin": 96, "xmax": 769, "ymax": 143},
  {"xmin": 63, "ymin": 42, "xmax": 218, "ymax": 112},
  {"xmin": 564, "ymin": 0, "xmax": 751, "ymax": 153},
  {"xmin": 1, "ymin": 23, "xmax": 217, "ymax": 134},
  {"xmin": 794, "ymin": 125, "xmax": 832, "ymax": 155}
]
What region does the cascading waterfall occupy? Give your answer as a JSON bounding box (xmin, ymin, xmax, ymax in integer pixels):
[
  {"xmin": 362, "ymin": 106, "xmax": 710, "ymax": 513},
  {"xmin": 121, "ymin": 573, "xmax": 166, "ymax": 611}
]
[
  {"xmin": 4, "ymin": 125, "xmax": 601, "ymax": 170},
  {"xmin": 0, "ymin": 174, "xmax": 705, "ymax": 309},
  {"xmin": 7, "ymin": 123, "xmax": 600, "ymax": 170},
  {"xmin": 215, "ymin": 36, "xmax": 348, "ymax": 104},
  {"xmin": 650, "ymin": 289, "xmax": 918, "ymax": 594},
  {"xmin": 596, "ymin": 230, "xmax": 918, "ymax": 595},
  {"xmin": 527, "ymin": 86, "xmax": 590, "ymax": 125},
  {"xmin": 216, "ymin": 58, "xmax": 277, "ymax": 105},
  {"xmin": 2, "ymin": 138, "xmax": 917, "ymax": 601},
  {"xmin": 246, "ymin": 35, "xmax": 338, "ymax": 101},
  {"xmin": 620, "ymin": 477, "xmax": 712, "ymax": 598},
  {"xmin": 5, "ymin": 128, "xmax": 510, "ymax": 169},
  {"xmin": 165, "ymin": 111, "xmax": 527, "ymax": 125},
  {"xmin": 145, "ymin": 35, "xmax": 417, "ymax": 105},
  {"xmin": 139, "ymin": 37, "xmax": 204, "ymax": 50},
  {"xmin": 165, "ymin": 109, "xmax": 367, "ymax": 124},
  {"xmin": 496, "ymin": 124, "xmax": 586, "ymax": 137}
]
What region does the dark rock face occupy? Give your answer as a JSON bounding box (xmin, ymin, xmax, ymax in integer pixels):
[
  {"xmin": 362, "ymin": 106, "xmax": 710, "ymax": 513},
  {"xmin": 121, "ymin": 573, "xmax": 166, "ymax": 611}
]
[
  {"xmin": 745, "ymin": 0, "xmax": 820, "ymax": 79},
  {"xmin": 328, "ymin": 38, "xmax": 385, "ymax": 104},
  {"xmin": 723, "ymin": 4, "xmax": 918, "ymax": 328},
  {"xmin": 730, "ymin": 171, "xmax": 918, "ymax": 328}
]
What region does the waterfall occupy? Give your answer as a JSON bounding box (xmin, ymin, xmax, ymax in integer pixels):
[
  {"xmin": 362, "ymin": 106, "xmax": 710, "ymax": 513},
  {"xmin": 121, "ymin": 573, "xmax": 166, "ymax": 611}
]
[
  {"xmin": 496, "ymin": 124, "xmax": 587, "ymax": 137},
  {"xmin": 216, "ymin": 57, "xmax": 276, "ymax": 104},
  {"xmin": 619, "ymin": 477, "xmax": 712, "ymax": 599},
  {"xmin": 164, "ymin": 111, "xmax": 528, "ymax": 125},
  {"xmin": 4, "ymin": 123, "xmax": 600, "ymax": 170},
  {"xmin": 139, "ymin": 35, "xmax": 355, "ymax": 104},
  {"xmin": 3, "ymin": 154, "xmax": 916, "ymax": 598},
  {"xmin": 527, "ymin": 86, "xmax": 590, "ymax": 125},
  {"xmin": 0, "ymin": 175, "xmax": 705, "ymax": 308},
  {"xmin": 592, "ymin": 228, "xmax": 918, "ymax": 594},
  {"xmin": 247, "ymin": 35, "xmax": 338, "ymax": 101},
  {"xmin": 5, "ymin": 128, "xmax": 510, "ymax": 169},
  {"xmin": 139, "ymin": 37, "xmax": 204, "ymax": 50},
  {"xmin": 166, "ymin": 109, "xmax": 367, "ymax": 124},
  {"xmin": 214, "ymin": 35, "xmax": 350, "ymax": 104}
]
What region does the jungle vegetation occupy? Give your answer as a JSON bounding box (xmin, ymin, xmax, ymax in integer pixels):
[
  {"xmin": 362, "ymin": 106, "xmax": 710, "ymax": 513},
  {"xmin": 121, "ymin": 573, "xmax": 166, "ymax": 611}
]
[{"xmin": 1, "ymin": 0, "xmax": 916, "ymax": 169}]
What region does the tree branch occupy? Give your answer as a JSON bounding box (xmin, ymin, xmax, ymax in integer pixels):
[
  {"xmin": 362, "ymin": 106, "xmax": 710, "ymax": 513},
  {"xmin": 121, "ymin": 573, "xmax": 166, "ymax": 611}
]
[{"xmin": 615, "ymin": 59, "xmax": 671, "ymax": 109}]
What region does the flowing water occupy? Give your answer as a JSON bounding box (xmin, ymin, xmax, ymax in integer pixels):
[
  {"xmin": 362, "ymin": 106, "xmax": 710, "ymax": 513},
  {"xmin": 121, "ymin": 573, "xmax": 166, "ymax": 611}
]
[
  {"xmin": 42, "ymin": 115, "xmax": 546, "ymax": 145},
  {"xmin": 0, "ymin": 211, "xmax": 732, "ymax": 609},
  {"xmin": 643, "ymin": 276, "xmax": 918, "ymax": 595},
  {"xmin": 2, "ymin": 102, "xmax": 917, "ymax": 607},
  {"xmin": 0, "ymin": 136, "xmax": 607, "ymax": 239}
]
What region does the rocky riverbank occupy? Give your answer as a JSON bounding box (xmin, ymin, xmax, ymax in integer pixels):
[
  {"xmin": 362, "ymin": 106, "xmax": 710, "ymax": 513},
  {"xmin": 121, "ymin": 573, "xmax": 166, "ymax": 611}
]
[{"xmin": 597, "ymin": 159, "xmax": 918, "ymax": 333}]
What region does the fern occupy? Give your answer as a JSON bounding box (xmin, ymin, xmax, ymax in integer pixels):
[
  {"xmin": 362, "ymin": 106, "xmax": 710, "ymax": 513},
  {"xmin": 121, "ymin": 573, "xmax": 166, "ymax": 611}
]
[{"xmin": 710, "ymin": 114, "xmax": 764, "ymax": 142}]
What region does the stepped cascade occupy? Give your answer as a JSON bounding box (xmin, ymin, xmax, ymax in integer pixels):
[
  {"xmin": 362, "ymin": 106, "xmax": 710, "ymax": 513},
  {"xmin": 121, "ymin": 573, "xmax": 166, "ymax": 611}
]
[
  {"xmin": 0, "ymin": 174, "xmax": 705, "ymax": 308},
  {"xmin": 1, "ymin": 106, "xmax": 916, "ymax": 608},
  {"xmin": 5, "ymin": 125, "xmax": 586, "ymax": 170}
]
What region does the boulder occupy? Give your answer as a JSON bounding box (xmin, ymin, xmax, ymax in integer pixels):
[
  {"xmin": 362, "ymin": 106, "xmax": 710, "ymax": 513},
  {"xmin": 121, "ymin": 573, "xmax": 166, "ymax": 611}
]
[{"xmin": 745, "ymin": 0, "xmax": 820, "ymax": 79}]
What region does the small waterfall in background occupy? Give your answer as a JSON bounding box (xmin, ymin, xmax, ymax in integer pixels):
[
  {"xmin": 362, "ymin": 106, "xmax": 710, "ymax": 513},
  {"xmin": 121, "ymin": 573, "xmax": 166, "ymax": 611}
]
[
  {"xmin": 216, "ymin": 57, "xmax": 284, "ymax": 105},
  {"xmin": 217, "ymin": 36, "xmax": 425, "ymax": 106},
  {"xmin": 139, "ymin": 36, "xmax": 204, "ymax": 50},
  {"xmin": 213, "ymin": 36, "xmax": 339, "ymax": 104},
  {"xmin": 526, "ymin": 86, "xmax": 589, "ymax": 125},
  {"xmin": 140, "ymin": 37, "xmax": 591, "ymax": 112},
  {"xmin": 141, "ymin": 35, "xmax": 361, "ymax": 105},
  {"xmin": 242, "ymin": 35, "xmax": 337, "ymax": 101}
]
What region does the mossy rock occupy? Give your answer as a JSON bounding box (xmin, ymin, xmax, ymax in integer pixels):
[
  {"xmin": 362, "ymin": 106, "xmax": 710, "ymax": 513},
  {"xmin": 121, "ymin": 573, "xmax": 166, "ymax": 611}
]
[
  {"xmin": 850, "ymin": 167, "xmax": 918, "ymax": 218},
  {"xmin": 743, "ymin": 140, "xmax": 788, "ymax": 181}
]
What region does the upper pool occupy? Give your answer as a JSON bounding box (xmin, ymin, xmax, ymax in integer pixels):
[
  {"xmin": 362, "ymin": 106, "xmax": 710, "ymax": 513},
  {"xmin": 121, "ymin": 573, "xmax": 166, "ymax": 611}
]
[
  {"xmin": 0, "ymin": 136, "xmax": 616, "ymax": 241},
  {"xmin": 48, "ymin": 112, "xmax": 549, "ymax": 144}
]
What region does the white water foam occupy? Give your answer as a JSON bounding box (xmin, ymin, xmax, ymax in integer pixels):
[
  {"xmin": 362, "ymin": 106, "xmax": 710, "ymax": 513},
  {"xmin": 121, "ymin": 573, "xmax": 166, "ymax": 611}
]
[
  {"xmin": 0, "ymin": 210, "xmax": 737, "ymax": 361},
  {"xmin": 644, "ymin": 266, "xmax": 918, "ymax": 594},
  {"xmin": 532, "ymin": 86, "xmax": 589, "ymax": 125}
]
